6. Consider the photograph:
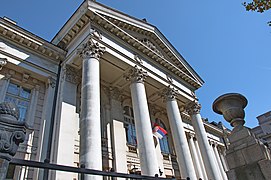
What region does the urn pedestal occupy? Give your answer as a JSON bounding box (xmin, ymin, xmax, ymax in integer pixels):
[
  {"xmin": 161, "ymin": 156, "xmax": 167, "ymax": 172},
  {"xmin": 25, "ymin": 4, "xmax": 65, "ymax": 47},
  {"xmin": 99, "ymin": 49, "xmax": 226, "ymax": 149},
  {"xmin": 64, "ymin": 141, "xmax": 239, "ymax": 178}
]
[{"xmin": 213, "ymin": 93, "xmax": 271, "ymax": 180}]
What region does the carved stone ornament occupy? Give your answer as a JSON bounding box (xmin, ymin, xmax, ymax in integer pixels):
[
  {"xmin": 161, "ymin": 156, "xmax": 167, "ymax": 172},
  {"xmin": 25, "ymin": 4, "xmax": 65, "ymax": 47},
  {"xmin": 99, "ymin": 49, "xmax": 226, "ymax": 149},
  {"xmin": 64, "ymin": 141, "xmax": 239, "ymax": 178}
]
[
  {"xmin": 134, "ymin": 54, "xmax": 143, "ymax": 64},
  {"xmin": 186, "ymin": 101, "xmax": 202, "ymax": 115},
  {"xmin": 48, "ymin": 76, "xmax": 56, "ymax": 88},
  {"xmin": 22, "ymin": 73, "xmax": 30, "ymax": 83},
  {"xmin": 90, "ymin": 28, "xmax": 102, "ymax": 40},
  {"xmin": 0, "ymin": 58, "xmax": 7, "ymax": 70},
  {"xmin": 0, "ymin": 102, "xmax": 26, "ymax": 161},
  {"xmin": 166, "ymin": 75, "xmax": 173, "ymax": 84},
  {"xmin": 161, "ymin": 86, "xmax": 179, "ymax": 101},
  {"xmin": 65, "ymin": 65, "xmax": 81, "ymax": 84},
  {"xmin": 110, "ymin": 87, "xmax": 123, "ymax": 101},
  {"xmin": 124, "ymin": 65, "xmax": 148, "ymax": 83},
  {"xmin": 140, "ymin": 38, "xmax": 163, "ymax": 57},
  {"xmin": 212, "ymin": 93, "xmax": 247, "ymax": 127},
  {"xmin": 77, "ymin": 38, "xmax": 105, "ymax": 59}
]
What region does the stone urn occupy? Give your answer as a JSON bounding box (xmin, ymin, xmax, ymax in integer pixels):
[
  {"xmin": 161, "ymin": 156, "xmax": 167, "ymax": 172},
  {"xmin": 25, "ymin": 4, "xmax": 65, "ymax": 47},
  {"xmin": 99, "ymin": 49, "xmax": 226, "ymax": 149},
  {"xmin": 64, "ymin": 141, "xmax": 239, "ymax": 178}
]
[
  {"xmin": 0, "ymin": 102, "xmax": 27, "ymax": 179},
  {"xmin": 212, "ymin": 93, "xmax": 247, "ymax": 128}
]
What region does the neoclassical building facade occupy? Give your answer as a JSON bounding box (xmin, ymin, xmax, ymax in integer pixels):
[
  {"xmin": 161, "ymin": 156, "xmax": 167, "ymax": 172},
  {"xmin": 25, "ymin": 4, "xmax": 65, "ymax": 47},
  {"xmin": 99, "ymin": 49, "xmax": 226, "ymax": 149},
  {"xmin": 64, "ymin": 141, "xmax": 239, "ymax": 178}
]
[{"xmin": 0, "ymin": 1, "xmax": 229, "ymax": 179}]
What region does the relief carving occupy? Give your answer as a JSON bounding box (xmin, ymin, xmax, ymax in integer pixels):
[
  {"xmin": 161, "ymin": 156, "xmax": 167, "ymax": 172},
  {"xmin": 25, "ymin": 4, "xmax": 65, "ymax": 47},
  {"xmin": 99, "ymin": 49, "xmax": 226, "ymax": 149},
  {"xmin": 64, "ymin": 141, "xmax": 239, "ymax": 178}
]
[
  {"xmin": 186, "ymin": 101, "xmax": 202, "ymax": 115},
  {"xmin": 0, "ymin": 102, "xmax": 26, "ymax": 161},
  {"xmin": 65, "ymin": 65, "xmax": 81, "ymax": 84},
  {"xmin": 77, "ymin": 38, "xmax": 105, "ymax": 59},
  {"xmin": 140, "ymin": 38, "xmax": 163, "ymax": 57},
  {"xmin": 161, "ymin": 86, "xmax": 179, "ymax": 101},
  {"xmin": 0, "ymin": 58, "xmax": 7, "ymax": 70}
]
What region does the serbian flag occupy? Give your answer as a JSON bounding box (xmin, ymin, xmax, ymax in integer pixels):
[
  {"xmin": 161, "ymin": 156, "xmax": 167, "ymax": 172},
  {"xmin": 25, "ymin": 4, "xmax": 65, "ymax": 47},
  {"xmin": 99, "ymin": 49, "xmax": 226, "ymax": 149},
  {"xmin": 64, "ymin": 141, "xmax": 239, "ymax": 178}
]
[{"xmin": 153, "ymin": 124, "xmax": 167, "ymax": 139}]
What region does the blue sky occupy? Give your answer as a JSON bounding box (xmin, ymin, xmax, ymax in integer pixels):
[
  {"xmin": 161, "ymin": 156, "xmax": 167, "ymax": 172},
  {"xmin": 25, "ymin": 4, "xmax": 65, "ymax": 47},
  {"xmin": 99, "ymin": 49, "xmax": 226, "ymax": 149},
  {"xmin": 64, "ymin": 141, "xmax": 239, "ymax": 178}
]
[{"xmin": 1, "ymin": 0, "xmax": 270, "ymax": 128}]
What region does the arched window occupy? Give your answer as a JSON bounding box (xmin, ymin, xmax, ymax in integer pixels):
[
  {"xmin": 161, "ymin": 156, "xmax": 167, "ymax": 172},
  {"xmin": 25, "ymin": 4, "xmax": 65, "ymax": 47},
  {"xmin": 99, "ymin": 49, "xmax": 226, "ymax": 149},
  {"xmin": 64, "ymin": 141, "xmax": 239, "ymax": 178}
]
[
  {"xmin": 157, "ymin": 120, "xmax": 170, "ymax": 154},
  {"xmin": 123, "ymin": 106, "xmax": 137, "ymax": 146}
]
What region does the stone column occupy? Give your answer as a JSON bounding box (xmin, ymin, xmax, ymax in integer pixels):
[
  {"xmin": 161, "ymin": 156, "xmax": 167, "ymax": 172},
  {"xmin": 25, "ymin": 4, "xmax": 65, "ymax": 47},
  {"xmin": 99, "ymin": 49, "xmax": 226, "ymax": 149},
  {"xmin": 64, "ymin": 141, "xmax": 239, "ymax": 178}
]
[
  {"xmin": 188, "ymin": 133, "xmax": 204, "ymax": 179},
  {"xmin": 162, "ymin": 87, "xmax": 197, "ymax": 179},
  {"xmin": 124, "ymin": 65, "xmax": 159, "ymax": 176},
  {"xmin": 194, "ymin": 138, "xmax": 208, "ymax": 180},
  {"xmin": 212, "ymin": 143, "xmax": 228, "ymax": 180},
  {"xmin": 218, "ymin": 147, "xmax": 229, "ymax": 172},
  {"xmin": 78, "ymin": 38, "xmax": 105, "ymax": 179},
  {"xmin": 186, "ymin": 101, "xmax": 221, "ymax": 180}
]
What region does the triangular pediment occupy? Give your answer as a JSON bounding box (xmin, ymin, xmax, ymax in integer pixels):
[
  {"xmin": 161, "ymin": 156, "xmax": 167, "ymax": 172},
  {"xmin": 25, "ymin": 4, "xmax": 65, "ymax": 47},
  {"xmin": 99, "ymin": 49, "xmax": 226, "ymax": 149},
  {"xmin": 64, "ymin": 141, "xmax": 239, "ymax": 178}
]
[
  {"xmin": 51, "ymin": 1, "xmax": 204, "ymax": 89},
  {"xmin": 93, "ymin": 9, "xmax": 203, "ymax": 89}
]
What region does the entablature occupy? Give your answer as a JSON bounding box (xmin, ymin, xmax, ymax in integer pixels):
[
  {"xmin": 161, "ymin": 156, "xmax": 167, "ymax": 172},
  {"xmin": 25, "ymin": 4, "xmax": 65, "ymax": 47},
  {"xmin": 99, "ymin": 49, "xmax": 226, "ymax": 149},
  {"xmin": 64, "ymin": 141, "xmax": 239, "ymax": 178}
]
[{"xmin": 0, "ymin": 17, "xmax": 66, "ymax": 63}]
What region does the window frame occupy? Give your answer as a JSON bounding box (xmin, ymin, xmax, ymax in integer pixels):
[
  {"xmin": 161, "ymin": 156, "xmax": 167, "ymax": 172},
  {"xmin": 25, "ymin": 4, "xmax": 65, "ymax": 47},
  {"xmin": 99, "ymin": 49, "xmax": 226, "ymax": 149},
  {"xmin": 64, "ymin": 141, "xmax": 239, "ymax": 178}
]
[{"xmin": 4, "ymin": 81, "xmax": 32, "ymax": 122}]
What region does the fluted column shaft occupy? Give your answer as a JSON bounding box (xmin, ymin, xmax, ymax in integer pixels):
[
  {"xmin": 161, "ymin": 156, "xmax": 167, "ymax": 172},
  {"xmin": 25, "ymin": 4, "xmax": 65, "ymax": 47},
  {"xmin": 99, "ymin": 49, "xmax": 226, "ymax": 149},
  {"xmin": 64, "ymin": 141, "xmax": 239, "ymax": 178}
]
[
  {"xmin": 78, "ymin": 39, "xmax": 105, "ymax": 179},
  {"xmin": 194, "ymin": 138, "xmax": 208, "ymax": 180},
  {"xmin": 188, "ymin": 134, "xmax": 204, "ymax": 179},
  {"xmin": 125, "ymin": 66, "xmax": 159, "ymax": 176},
  {"xmin": 213, "ymin": 143, "xmax": 228, "ymax": 180},
  {"xmin": 163, "ymin": 87, "xmax": 197, "ymax": 180},
  {"xmin": 218, "ymin": 147, "xmax": 229, "ymax": 171},
  {"xmin": 187, "ymin": 102, "xmax": 221, "ymax": 180}
]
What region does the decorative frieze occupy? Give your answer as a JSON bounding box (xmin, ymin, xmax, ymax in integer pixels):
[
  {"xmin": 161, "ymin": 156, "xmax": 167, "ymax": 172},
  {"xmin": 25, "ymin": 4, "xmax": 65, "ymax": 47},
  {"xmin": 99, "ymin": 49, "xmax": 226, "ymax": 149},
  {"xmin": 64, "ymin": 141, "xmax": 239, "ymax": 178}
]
[
  {"xmin": 65, "ymin": 65, "xmax": 81, "ymax": 84},
  {"xmin": 124, "ymin": 65, "xmax": 148, "ymax": 83},
  {"xmin": 104, "ymin": 86, "xmax": 123, "ymax": 101},
  {"xmin": 77, "ymin": 38, "xmax": 105, "ymax": 59},
  {"xmin": 140, "ymin": 38, "xmax": 163, "ymax": 57},
  {"xmin": 22, "ymin": 73, "xmax": 30, "ymax": 83},
  {"xmin": 48, "ymin": 77, "xmax": 56, "ymax": 88},
  {"xmin": 186, "ymin": 101, "xmax": 201, "ymax": 115}
]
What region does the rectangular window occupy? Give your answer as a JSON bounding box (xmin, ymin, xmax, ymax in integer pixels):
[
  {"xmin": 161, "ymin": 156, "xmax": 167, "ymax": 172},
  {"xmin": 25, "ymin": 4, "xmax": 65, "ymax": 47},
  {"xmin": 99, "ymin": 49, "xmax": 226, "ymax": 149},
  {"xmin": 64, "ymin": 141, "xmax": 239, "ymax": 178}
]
[
  {"xmin": 127, "ymin": 124, "xmax": 137, "ymax": 146},
  {"xmin": 4, "ymin": 82, "xmax": 31, "ymax": 121}
]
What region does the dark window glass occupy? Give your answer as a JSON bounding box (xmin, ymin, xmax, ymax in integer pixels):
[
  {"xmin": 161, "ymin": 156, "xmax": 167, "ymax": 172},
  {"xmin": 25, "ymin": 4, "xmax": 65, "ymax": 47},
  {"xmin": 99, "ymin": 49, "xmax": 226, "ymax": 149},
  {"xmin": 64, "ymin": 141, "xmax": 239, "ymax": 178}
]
[
  {"xmin": 4, "ymin": 82, "xmax": 31, "ymax": 121},
  {"xmin": 124, "ymin": 106, "xmax": 137, "ymax": 146}
]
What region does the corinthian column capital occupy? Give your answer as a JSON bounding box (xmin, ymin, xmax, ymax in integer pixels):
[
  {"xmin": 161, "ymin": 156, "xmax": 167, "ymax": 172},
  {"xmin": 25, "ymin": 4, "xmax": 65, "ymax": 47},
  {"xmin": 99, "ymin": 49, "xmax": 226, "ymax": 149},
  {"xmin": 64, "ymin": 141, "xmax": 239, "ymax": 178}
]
[
  {"xmin": 77, "ymin": 38, "xmax": 105, "ymax": 59},
  {"xmin": 186, "ymin": 101, "xmax": 202, "ymax": 115},
  {"xmin": 124, "ymin": 65, "xmax": 148, "ymax": 83},
  {"xmin": 161, "ymin": 86, "xmax": 179, "ymax": 101}
]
